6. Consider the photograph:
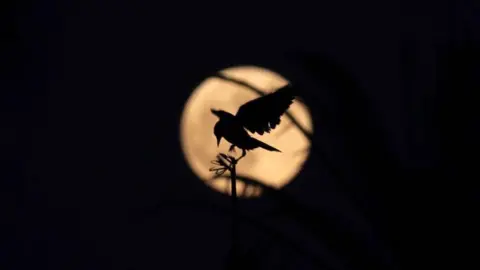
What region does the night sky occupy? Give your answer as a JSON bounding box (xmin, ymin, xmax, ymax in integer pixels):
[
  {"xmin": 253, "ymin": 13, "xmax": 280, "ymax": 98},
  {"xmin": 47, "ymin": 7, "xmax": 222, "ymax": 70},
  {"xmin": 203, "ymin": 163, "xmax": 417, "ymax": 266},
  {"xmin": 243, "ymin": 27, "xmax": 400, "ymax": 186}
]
[{"xmin": 3, "ymin": 1, "xmax": 479, "ymax": 269}]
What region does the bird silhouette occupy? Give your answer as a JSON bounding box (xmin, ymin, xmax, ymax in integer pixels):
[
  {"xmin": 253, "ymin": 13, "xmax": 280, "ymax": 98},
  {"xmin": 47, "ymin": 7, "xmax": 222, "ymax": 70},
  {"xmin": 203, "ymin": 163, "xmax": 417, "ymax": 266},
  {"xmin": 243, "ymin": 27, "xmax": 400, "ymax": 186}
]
[{"xmin": 211, "ymin": 84, "xmax": 296, "ymax": 160}]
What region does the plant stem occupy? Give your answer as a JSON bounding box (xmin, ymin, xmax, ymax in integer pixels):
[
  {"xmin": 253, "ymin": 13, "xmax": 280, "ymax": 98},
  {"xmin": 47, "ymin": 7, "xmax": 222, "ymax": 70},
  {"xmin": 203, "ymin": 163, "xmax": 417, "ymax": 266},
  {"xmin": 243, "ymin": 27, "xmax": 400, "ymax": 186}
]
[{"xmin": 230, "ymin": 159, "xmax": 238, "ymax": 260}]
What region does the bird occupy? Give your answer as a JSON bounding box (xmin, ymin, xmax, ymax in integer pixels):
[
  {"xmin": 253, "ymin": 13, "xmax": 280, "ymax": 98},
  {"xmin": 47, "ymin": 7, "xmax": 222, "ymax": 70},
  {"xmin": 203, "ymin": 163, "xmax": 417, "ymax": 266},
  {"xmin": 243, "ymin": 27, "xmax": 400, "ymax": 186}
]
[{"xmin": 211, "ymin": 84, "xmax": 296, "ymax": 160}]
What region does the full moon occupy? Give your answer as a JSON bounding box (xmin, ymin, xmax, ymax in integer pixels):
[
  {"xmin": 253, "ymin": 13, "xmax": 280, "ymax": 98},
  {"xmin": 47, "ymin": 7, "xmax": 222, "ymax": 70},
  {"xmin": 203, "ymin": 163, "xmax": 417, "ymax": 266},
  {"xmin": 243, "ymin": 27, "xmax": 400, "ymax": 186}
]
[{"xmin": 180, "ymin": 66, "xmax": 313, "ymax": 198}]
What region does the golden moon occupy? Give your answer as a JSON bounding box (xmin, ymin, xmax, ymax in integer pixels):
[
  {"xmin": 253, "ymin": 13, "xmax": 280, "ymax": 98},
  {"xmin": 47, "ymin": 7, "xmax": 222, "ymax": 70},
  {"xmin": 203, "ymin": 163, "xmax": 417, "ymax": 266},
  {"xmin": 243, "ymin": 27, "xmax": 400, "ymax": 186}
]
[{"xmin": 180, "ymin": 66, "xmax": 313, "ymax": 198}]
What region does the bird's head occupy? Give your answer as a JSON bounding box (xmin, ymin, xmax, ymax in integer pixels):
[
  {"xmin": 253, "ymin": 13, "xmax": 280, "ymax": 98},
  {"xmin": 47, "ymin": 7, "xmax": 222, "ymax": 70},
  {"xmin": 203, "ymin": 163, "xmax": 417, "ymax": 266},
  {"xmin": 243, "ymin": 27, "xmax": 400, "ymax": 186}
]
[
  {"xmin": 211, "ymin": 109, "xmax": 231, "ymax": 147},
  {"xmin": 213, "ymin": 121, "xmax": 223, "ymax": 147}
]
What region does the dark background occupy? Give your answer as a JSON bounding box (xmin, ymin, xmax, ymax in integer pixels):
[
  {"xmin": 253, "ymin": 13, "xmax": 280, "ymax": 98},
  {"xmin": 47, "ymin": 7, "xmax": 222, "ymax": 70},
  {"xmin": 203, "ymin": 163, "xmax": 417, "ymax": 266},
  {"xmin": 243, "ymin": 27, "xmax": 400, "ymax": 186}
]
[{"xmin": 3, "ymin": 0, "xmax": 479, "ymax": 269}]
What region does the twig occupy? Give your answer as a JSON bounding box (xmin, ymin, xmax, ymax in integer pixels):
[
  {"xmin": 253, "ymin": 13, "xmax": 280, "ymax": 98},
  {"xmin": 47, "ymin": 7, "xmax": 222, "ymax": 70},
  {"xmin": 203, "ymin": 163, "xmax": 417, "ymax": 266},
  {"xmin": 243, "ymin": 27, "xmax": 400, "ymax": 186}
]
[{"xmin": 210, "ymin": 151, "xmax": 246, "ymax": 265}]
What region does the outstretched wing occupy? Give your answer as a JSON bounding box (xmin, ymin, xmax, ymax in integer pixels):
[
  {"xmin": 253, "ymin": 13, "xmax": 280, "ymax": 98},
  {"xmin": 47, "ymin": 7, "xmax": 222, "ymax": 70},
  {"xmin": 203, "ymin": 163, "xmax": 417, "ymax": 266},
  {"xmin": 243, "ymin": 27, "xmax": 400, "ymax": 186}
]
[{"xmin": 235, "ymin": 84, "xmax": 296, "ymax": 135}]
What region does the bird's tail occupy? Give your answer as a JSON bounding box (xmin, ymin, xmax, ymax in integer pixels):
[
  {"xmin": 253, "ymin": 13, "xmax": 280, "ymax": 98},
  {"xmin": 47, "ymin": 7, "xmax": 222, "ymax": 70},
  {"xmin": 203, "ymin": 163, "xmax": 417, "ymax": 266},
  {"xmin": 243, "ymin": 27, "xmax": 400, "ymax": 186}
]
[{"xmin": 252, "ymin": 138, "xmax": 281, "ymax": 152}]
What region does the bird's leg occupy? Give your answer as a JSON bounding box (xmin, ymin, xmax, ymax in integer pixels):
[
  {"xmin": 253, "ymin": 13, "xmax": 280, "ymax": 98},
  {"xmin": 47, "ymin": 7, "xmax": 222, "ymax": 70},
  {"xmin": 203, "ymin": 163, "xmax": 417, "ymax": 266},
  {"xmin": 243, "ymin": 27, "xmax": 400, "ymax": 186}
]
[
  {"xmin": 228, "ymin": 144, "xmax": 236, "ymax": 153},
  {"xmin": 235, "ymin": 149, "xmax": 247, "ymax": 163}
]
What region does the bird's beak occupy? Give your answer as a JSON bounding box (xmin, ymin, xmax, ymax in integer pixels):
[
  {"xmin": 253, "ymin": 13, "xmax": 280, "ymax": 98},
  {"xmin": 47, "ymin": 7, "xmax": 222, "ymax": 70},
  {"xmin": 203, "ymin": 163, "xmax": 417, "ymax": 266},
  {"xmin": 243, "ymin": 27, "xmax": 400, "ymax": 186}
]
[
  {"xmin": 216, "ymin": 136, "xmax": 222, "ymax": 147},
  {"xmin": 211, "ymin": 109, "xmax": 220, "ymax": 118}
]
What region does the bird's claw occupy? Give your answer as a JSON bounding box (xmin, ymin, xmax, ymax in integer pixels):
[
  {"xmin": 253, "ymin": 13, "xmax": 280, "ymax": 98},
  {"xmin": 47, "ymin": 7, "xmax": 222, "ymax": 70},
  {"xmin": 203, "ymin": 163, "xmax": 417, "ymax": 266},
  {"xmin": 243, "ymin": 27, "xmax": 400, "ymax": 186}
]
[{"xmin": 218, "ymin": 153, "xmax": 237, "ymax": 165}]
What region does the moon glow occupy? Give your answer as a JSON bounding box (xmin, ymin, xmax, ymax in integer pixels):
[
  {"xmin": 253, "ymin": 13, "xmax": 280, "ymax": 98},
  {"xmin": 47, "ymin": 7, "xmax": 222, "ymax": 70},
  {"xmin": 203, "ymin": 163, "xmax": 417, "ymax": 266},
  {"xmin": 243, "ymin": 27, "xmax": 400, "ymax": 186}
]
[{"xmin": 180, "ymin": 66, "xmax": 313, "ymax": 198}]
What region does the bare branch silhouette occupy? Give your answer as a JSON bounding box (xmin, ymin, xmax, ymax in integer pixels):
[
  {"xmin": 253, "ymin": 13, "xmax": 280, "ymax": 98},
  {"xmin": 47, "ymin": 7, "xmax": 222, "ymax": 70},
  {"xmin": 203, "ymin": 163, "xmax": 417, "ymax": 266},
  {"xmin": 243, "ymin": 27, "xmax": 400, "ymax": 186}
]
[
  {"xmin": 210, "ymin": 173, "xmax": 273, "ymax": 197},
  {"xmin": 292, "ymin": 147, "xmax": 310, "ymax": 157},
  {"xmin": 274, "ymin": 121, "xmax": 295, "ymax": 139}
]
